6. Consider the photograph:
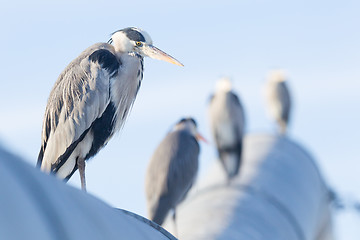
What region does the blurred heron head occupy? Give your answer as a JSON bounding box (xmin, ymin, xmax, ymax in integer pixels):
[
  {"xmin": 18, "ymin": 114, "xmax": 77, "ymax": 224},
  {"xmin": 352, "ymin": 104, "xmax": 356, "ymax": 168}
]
[
  {"xmin": 268, "ymin": 69, "xmax": 287, "ymax": 83},
  {"xmin": 215, "ymin": 77, "xmax": 233, "ymax": 92}
]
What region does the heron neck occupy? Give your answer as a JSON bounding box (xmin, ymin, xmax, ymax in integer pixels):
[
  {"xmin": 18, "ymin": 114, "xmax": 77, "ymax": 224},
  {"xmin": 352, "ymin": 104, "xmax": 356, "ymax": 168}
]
[{"xmin": 115, "ymin": 51, "xmax": 143, "ymax": 61}]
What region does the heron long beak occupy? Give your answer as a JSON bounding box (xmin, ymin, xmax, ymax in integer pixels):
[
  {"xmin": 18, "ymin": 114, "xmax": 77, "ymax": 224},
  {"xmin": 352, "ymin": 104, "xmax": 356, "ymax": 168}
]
[
  {"xmin": 144, "ymin": 45, "xmax": 184, "ymax": 66},
  {"xmin": 196, "ymin": 133, "xmax": 208, "ymax": 143}
]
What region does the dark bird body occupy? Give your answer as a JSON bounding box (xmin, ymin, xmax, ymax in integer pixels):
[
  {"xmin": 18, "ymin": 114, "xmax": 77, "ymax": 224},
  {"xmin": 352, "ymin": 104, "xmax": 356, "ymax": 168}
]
[
  {"xmin": 265, "ymin": 71, "xmax": 292, "ymax": 135},
  {"xmin": 145, "ymin": 118, "xmax": 203, "ymax": 226},
  {"xmin": 209, "ymin": 78, "xmax": 245, "ymax": 181}
]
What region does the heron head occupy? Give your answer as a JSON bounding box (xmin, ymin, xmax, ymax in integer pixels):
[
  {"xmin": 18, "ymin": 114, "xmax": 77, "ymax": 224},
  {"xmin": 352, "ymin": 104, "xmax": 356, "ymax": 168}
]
[
  {"xmin": 109, "ymin": 27, "xmax": 183, "ymax": 66},
  {"xmin": 215, "ymin": 77, "xmax": 233, "ymax": 92},
  {"xmin": 174, "ymin": 118, "xmax": 207, "ymax": 142},
  {"xmin": 268, "ymin": 69, "xmax": 287, "ymax": 83}
]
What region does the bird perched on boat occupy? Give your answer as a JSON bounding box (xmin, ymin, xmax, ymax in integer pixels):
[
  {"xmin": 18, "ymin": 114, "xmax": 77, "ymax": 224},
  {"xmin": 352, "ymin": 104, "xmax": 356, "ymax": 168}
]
[
  {"xmin": 208, "ymin": 77, "xmax": 245, "ymax": 181},
  {"xmin": 264, "ymin": 70, "xmax": 292, "ymax": 135},
  {"xmin": 145, "ymin": 118, "xmax": 205, "ymax": 230},
  {"xmin": 37, "ymin": 27, "xmax": 183, "ymax": 191}
]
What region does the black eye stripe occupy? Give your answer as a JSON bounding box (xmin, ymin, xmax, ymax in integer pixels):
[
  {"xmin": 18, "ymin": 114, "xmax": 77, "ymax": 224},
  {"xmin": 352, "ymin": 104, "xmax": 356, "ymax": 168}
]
[
  {"xmin": 190, "ymin": 118, "xmax": 197, "ymax": 127},
  {"xmin": 179, "ymin": 118, "xmax": 187, "ymax": 124},
  {"xmin": 122, "ymin": 28, "xmax": 145, "ymax": 42},
  {"xmin": 178, "ymin": 118, "xmax": 197, "ymax": 127}
]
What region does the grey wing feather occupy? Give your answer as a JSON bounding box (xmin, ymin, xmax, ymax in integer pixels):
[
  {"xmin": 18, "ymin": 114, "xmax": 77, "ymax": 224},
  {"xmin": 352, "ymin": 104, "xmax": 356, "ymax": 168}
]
[
  {"xmin": 208, "ymin": 91, "xmax": 245, "ymax": 179},
  {"xmin": 228, "ymin": 91, "xmax": 246, "ymax": 137},
  {"xmin": 145, "ymin": 130, "xmax": 199, "ymax": 224},
  {"xmin": 277, "ymin": 82, "xmax": 291, "ymax": 123},
  {"xmin": 208, "ymin": 94, "xmax": 215, "ymax": 103},
  {"xmin": 210, "ymin": 92, "xmax": 245, "ymax": 148},
  {"xmin": 38, "ymin": 43, "xmax": 118, "ymax": 171},
  {"xmin": 167, "ymin": 131, "xmax": 199, "ymax": 200}
]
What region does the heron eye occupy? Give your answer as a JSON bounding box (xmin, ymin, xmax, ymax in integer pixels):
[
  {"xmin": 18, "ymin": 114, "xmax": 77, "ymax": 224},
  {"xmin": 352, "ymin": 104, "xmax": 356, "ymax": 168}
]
[{"xmin": 136, "ymin": 41, "xmax": 143, "ymax": 47}]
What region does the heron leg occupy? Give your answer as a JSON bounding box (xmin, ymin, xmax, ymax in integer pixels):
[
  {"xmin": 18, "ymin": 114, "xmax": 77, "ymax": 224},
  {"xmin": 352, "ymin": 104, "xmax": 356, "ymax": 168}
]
[
  {"xmin": 77, "ymin": 157, "xmax": 87, "ymax": 191},
  {"xmin": 226, "ymin": 176, "xmax": 231, "ymax": 186},
  {"xmin": 278, "ymin": 120, "xmax": 287, "ymax": 135},
  {"xmin": 172, "ymin": 209, "xmax": 178, "ymax": 238}
]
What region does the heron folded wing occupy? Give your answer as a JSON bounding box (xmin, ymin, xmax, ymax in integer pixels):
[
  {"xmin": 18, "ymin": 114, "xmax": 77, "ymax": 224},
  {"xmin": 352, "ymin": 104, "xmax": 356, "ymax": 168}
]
[
  {"xmin": 145, "ymin": 131, "xmax": 199, "ymax": 224},
  {"xmin": 38, "ymin": 44, "xmax": 120, "ymax": 174},
  {"xmin": 277, "ymin": 82, "xmax": 291, "ymax": 122},
  {"xmin": 228, "ymin": 91, "xmax": 246, "ymax": 137},
  {"xmin": 166, "ymin": 131, "xmax": 199, "ymax": 204}
]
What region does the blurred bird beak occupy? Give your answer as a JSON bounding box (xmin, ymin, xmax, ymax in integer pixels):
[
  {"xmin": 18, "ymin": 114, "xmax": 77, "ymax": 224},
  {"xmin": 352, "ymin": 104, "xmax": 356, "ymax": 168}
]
[
  {"xmin": 196, "ymin": 133, "xmax": 208, "ymax": 143},
  {"xmin": 144, "ymin": 45, "xmax": 184, "ymax": 66}
]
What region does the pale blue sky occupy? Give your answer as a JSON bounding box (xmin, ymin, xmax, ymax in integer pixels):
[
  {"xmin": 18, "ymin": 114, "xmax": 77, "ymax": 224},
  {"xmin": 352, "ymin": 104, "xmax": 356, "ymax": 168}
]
[{"xmin": 0, "ymin": 1, "xmax": 359, "ymax": 239}]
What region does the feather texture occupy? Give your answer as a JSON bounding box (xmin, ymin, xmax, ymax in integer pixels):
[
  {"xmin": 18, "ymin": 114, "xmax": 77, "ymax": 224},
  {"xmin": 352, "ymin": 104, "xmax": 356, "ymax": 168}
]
[
  {"xmin": 38, "ymin": 42, "xmax": 143, "ymax": 180},
  {"xmin": 209, "ymin": 88, "xmax": 245, "ymax": 180},
  {"xmin": 145, "ymin": 129, "xmax": 199, "ymax": 225}
]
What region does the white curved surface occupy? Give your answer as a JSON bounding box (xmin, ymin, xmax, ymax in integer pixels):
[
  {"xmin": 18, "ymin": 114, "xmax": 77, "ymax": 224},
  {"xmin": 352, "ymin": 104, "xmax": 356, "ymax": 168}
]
[
  {"xmin": 0, "ymin": 145, "xmax": 176, "ymax": 240},
  {"xmin": 163, "ymin": 134, "xmax": 334, "ymax": 240}
]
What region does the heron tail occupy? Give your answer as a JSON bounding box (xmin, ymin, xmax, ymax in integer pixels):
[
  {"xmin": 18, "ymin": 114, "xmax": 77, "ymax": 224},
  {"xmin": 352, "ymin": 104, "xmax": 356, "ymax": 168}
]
[{"xmin": 219, "ymin": 142, "xmax": 242, "ymax": 180}]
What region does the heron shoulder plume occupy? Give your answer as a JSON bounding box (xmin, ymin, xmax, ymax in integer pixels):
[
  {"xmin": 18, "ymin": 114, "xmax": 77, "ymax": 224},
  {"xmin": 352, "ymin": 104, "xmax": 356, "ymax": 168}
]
[{"xmin": 88, "ymin": 49, "xmax": 120, "ymax": 77}]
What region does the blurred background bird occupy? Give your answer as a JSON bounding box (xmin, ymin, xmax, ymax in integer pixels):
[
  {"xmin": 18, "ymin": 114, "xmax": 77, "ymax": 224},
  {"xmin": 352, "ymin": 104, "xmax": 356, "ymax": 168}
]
[
  {"xmin": 145, "ymin": 117, "xmax": 205, "ymax": 233},
  {"xmin": 208, "ymin": 77, "xmax": 246, "ymax": 182},
  {"xmin": 37, "ymin": 27, "xmax": 183, "ymax": 191},
  {"xmin": 264, "ymin": 70, "xmax": 292, "ymax": 135}
]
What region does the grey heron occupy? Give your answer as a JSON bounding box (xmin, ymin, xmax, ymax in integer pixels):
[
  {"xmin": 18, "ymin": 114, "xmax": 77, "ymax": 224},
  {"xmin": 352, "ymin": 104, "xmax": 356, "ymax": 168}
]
[
  {"xmin": 37, "ymin": 27, "xmax": 183, "ymax": 191},
  {"xmin": 208, "ymin": 77, "xmax": 245, "ymax": 181},
  {"xmin": 265, "ymin": 70, "xmax": 292, "ymax": 135},
  {"xmin": 145, "ymin": 118, "xmax": 205, "ymax": 230}
]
